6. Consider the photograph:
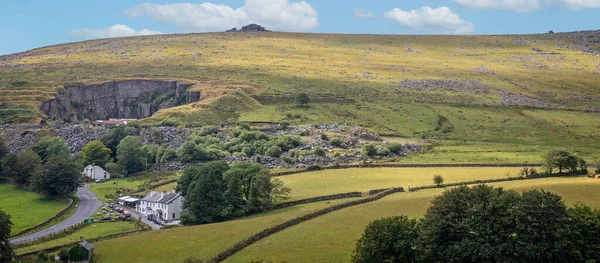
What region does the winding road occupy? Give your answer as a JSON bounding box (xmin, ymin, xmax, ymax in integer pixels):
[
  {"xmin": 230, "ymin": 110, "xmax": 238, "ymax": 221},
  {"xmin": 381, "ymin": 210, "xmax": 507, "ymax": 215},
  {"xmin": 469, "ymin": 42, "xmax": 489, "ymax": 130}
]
[{"xmin": 10, "ymin": 186, "xmax": 101, "ymax": 244}]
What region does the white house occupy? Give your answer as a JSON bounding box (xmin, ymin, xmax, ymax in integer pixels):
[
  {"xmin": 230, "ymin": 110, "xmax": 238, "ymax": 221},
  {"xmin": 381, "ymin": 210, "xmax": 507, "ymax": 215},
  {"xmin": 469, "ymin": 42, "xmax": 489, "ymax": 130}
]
[
  {"xmin": 83, "ymin": 165, "xmax": 110, "ymax": 181},
  {"xmin": 137, "ymin": 190, "xmax": 184, "ymax": 222}
]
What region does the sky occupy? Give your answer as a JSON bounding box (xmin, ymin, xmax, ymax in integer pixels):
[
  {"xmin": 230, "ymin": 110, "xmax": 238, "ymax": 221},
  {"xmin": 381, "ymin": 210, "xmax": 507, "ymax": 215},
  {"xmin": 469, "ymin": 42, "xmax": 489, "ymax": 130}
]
[{"xmin": 0, "ymin": 0, "xmax": 599, "ymax": 55}]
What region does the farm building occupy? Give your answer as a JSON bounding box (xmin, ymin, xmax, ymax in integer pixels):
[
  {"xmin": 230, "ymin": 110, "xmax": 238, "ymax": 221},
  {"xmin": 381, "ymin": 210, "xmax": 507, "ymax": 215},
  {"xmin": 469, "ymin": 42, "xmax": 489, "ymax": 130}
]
[{"xmin": 137, "ymin": 190, "xmax": 184, "ymax": 222}]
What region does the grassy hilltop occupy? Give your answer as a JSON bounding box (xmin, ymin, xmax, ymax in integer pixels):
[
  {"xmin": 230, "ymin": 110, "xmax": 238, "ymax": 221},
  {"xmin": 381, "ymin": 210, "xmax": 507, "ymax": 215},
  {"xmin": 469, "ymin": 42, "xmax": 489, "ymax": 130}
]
[{"xmin": 1, "ymin": 31, "xmax": 600, "ymax": 159}]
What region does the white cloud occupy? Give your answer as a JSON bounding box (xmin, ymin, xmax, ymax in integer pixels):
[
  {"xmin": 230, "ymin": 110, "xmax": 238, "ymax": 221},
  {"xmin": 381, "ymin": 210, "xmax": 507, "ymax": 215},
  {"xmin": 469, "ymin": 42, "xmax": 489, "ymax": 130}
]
[
  {"xmin": 454, "ymin": 0, "xmax": 542, "ymax": 12},
  {"xmin": 552, "ymin": 0, "xmax": 600, "ymax": 9},
  {"xmin": 384, "ymin": 6, "xmax": 475, "ymax": 34},
  {"xmin": 68, "ymin": 24, "xmax": 162, "ymax": 40},
  {"xmin": 354, "ymin": 8, "xmax": 374, "ymax": 18},
  {"xmin": 123, "ymin": 0, "xmax": 318, "ymax": 32}
]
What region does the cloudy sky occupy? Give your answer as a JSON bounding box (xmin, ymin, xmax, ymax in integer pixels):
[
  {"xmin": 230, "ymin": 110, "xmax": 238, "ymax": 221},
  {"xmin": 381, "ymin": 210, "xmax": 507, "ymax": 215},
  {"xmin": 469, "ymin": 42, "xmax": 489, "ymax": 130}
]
[{"xmin": 1, "ymin": 0, "xmax": 599, "ymax": 54}]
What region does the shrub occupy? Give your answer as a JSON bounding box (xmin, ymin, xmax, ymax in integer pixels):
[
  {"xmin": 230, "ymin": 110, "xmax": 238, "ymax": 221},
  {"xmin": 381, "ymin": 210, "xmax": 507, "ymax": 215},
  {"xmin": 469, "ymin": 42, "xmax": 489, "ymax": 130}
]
[
  {"xmin": 361, "ymin": 144, "xmax": 377, "ymax": 158},
  {"xmin": 266, "ymin": 146, "xmax": 283, "ymax": 158},
  {"xmin": 298, "ymin": 130, "xmax": 310, "ymax": 136},
  {"xmin": 333, "ymin": 152, "xmax": 341, "ymax": 158},
  {"xmin": 281, "ymin": 153, "xmax": 294, "ymax": 164},
  {"xmin": 433, "ymin": 174, "xmax": 444, "ymax": 186},
  {"xmin": 387, "ymin": 143, "xmax": 403, "ymax": 154},
  {"xmin": 330, "ymin": 137, "xmax": 346, "ymax": 148},
  {"xmin": 313, "ymin": 146, "xmax": 326, "ymax": 157},
  {"xmin": 377, "ymin": 147, "xmax": 391, "ymax": 156},
  {"xmin": 320, "ymin": 133, "xmax": 329, "ymax": 141}
]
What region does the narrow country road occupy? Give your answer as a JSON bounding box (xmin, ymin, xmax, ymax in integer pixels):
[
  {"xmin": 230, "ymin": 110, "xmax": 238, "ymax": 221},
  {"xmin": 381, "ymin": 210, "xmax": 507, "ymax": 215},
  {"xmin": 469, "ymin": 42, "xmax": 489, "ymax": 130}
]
[{"xmin": 10, "ymin": 186, "xmax": 101, "ymax": 244}]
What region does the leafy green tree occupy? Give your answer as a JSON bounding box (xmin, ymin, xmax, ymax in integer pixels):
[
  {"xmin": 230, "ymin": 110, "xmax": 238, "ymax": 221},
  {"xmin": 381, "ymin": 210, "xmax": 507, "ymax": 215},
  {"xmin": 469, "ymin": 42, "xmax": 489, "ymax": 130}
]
[
  {"xmin": 543, "ymin": 150, "xmax": 578, "ymax": 174},
  {"xmin": 270, "ymin": 178, "xmax": 291, "ymax": 203},
  {"xmin": 100, "ymin": 126, "xmax": 128, "ymax": 158},
  {"xmin": 312, "ymin": 146, "xmax": 326, "ymax": 157},
  {"xmin": 116, "ymin": 136, "xmax": 144, "ymax": 175},
  {"xmin": 223, "ymin": 162, "xmax": 271, "ymax": 213},
  {"xmin": 0, "ymin": 209, "xmax": 13, "ymax": 263},
  {"xmin": 160, "ymin": 148, "xmax": 177, "ymax": 164},
  {"xmin": 418, "ymin": 185, "xmax": 521, "ymax": 262},
  {"xmin": 33, "ymin": 156, "xmax": 82, "ymax": 198},
  {"xmin": 105, "ymin": 162, "xmax": 125, "ymax": 179},
  {"xmin": 177, "ymin": 165, "xmax": 202, "ymax": 196},
  {"xmin": 32, "ymin": 136, "xmax": 70, "ymax": 164},
  {"xmin": 387, "ymin": 143, "xmax": 403, "ymax": 154},
  {"xmin": 0, "ymin": 137, "xmax": 9, "ymax": 181},
  {"xmin": 513, "ymin": 190, "xmax": 575, "ymax": 262},
  {"xmin": 433, "ymin": 174, "xmax": 444, "ymax": 186},
  {"xmin": 181, "ymin": 161, "xmax": 229, "ymax": 225},
  {"xmin": 1, "ymin": 150, "xmax": 43, "ymax": 187},
  {"xmin": 567, "ymin": 204, "xmax": 600, "ymax": 262},
  {"xmin": 352, "ymin": 216, "xmax": 418, "ymax": 263},
  {"xmin": 295, "ymin": 93, "xmax": 310, "ymax": 107},
  {"xmin": 80, "ymin": 140, "xmax": 112, "ymax": 167},
  {"xmin": 265, "ymin": 145, "xmax": 282, "ymax": 158},
  {"xmin": 178, "ymin": 141, "xmax": 211, "ymax": 163}
]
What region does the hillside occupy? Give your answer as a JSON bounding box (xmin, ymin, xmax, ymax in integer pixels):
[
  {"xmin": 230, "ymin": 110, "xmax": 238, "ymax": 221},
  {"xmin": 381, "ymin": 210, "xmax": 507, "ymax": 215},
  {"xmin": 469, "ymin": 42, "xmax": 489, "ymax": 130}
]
[{"xmin": 1, "ymin": 31, "xmax": 600, "ymax": 153}]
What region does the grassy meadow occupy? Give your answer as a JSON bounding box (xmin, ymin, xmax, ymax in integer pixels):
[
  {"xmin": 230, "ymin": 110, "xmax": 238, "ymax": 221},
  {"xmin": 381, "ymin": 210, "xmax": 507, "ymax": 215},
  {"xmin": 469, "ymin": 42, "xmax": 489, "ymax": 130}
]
[
  {"xmin": 278, "ymin": 167, "xmax": 523, "ymax": 201},
  {"xmin": 88, "ymin": 171, "xmax": 179, "ymax": 202},
  {"xmin": 93, "ymin": 200, "xmax": 358, "ymax": 263},
  {"xmin": 0, "ymin": 184, "xmax": 67, "ymax": 234},
  {"xmin": 15, "ymin": 222, "xmax": 137, "ymax": 254},
  {"xmin": 227, "ymin": 176, "xmax": 600, "ymax": 263}
]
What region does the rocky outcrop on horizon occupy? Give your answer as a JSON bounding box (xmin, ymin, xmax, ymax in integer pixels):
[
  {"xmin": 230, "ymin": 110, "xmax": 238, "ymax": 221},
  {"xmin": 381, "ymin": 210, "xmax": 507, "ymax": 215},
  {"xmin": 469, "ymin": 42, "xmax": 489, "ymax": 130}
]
[{"xmin": 226, "ymin": 24, "xmax": 269, "ymax": 33}]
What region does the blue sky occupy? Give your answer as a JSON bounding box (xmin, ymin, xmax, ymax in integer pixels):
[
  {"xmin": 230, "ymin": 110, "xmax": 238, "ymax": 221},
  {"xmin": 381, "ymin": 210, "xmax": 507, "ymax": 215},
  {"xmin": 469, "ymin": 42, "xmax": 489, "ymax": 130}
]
[{"xmin": 1, "ymin": 0, "xmax": 599, "ymax": 55}]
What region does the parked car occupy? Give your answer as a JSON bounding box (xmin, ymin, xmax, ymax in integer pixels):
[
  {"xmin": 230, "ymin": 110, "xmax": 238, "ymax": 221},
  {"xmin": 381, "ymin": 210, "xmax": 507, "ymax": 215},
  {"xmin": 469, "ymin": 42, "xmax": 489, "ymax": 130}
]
[
  {"xmin": 100, "ymin": 215, "xmax": 111, "ymax": 221},
  {"xmin": 95, "ymin": 178, "xmax": 106, "ymax": 183}
]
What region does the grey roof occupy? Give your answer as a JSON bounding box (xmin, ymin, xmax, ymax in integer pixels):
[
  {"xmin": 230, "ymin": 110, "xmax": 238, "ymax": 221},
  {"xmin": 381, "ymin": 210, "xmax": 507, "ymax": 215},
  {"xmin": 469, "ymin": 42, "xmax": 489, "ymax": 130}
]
[
  {"xmin": 141, "ymin": 192, "xmax": 181, "ymax": 204},
  {"xmin": 80, "ymin": 240, "xmax": 94, "ymax": 251}
]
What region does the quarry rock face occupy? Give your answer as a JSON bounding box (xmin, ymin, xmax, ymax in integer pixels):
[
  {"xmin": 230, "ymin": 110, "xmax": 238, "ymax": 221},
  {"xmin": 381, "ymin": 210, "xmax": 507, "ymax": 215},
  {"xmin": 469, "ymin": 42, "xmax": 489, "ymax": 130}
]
[{"xmin": 41, "ymin": 80, "xmax": 199, "ymax": 122}]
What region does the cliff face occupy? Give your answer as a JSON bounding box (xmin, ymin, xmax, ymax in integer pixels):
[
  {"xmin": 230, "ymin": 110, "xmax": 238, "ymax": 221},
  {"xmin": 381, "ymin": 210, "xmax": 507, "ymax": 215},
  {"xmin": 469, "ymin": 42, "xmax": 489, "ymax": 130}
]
[{"xmin": 41, "ymin": 80, "xmax": 199, "ymax": 121}]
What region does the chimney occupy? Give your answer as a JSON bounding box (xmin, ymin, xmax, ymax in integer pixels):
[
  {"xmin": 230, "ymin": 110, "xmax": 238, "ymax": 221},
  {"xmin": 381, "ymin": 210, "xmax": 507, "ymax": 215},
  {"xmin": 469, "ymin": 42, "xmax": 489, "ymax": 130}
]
[
  {"xmin": 161, "ymin": 191, "xmax": 165, "ymax": 198},
  {"xmin": 171, "ymin": 189, "xmax": 176, "ymax": 194}
]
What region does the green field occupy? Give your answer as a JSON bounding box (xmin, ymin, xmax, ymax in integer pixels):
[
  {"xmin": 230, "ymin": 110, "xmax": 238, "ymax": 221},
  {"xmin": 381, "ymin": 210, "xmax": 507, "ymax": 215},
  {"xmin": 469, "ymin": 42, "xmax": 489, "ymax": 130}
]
[
  {"xmin": 88, "ymin": 171, "xmax": 179, "ymax": 202},
  {"xmin": 227, "ymin": 176, "xmax": 600, "ymax": 263},
  {"xmin": 279, "ymin": 167, "xmax": 523, "ymax": 201},
  {"xmin": 0, "ymin": 184, "xmax": 68, "ymax": 234},
  {"xmin": 93, "ymin": 200, "xmax": 358, "ymax": 263},
  {"xmin": 15, "ymin": 222, "xmax": 137, "ymax": 254}
]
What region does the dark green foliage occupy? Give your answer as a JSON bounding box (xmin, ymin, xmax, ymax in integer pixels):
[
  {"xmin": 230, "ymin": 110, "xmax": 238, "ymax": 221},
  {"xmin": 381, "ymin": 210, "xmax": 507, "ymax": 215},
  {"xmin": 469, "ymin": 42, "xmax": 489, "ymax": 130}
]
[
  {"xmin": 33, "ymin": 155, "xmax": 82, "ymax": 198},
  {"xmin": 32, "ymin": 136, "xmax": 70, "ymax": 164},
  {"xmin": 57, "ymin": 248, "xmax": 69, "ymax": 263},
  {"xmin": 377, "ymin": 147, "xmax": 390, "ymax": 156},
  {"xmin": 80, "ymin": 140, "xmax": 112, "ymax": 167},
  {"xmin": 159, "ymin": 148, "xmax": 177, "ymax": 164},
  {"xmin": 223, "ymin": 163, "xmax": 271, "ymax": 214},
  {"xmin": 0, "ymin": 137, "xmax": 8, "ymax": 180},
  {"xmin": 0, "ymin": 209, "xmax": 13, "ymax": 263},
  {"xmin": 1, "ymin": 150, "xmax": 43, "ymax": 187},
  {"xmin": 320, "ymin": 133, "xmax": 329, "ymax": 141},
  {"xmin": 360, "ymin": 144, "xmax": 377, "ymax": 158},
  {"xmin": 105, "ymin": 162, "xmax": 125, "ymax": 179},
  {"xmin": 197, "ymin": 126, "xmax": 219, "ymax": 136},
  {"xmin": 181, "ymin": 161, "xmax": 229, "ymax": 225},
  {"xmin": 352, "ymin": 216, "xmax": 418, "ymax": 263},
  {"xmin": 68, "ymin": 244, "xmax": 89, "ymax": 262},
  {"xmin": 265, "ymin": 146, "xmax": 282, "ymax": 158},
  {"xmin": 295, "ymin": 93, "xmax": 310, "ymax": 107},
  {"xmin": 237, "ymin": 131, "xmax": 269, "ymax": 143},
  {"xmin": 100, "ymin": 125, "xmax": 128, "ymax": 158},
  {"xmin": 355, "ymin": 185, "xmax": 600, "ymax": 263},
  {"xmin": 116, "ymin": 136, "xmax": 145, "ymax": 175},
  {"xmin": 387, "ymin": 143, "xmax": 403, "ymax": 154},
  {"xmin": 177, "ymin": 141, "xmax": 213, "ymax": 163},
  {"xmin": 543, "ymin": 150, "xmax": 580, "ymax": 174},
  {"xmin": 150, "ymin": 129, "xmax": 165, "ymax": 145},
  {"xmin": 177, "ymin": 165, "xmax": 201, "ymax": 196}
]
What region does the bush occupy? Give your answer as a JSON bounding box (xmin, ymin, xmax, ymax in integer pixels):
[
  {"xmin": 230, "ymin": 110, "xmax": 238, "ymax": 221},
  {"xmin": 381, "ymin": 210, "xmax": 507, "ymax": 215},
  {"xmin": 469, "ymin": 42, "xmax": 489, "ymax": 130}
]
[
  {"xmin": 387, "ymin": 143, "xmax": 403, "ymax": 154},
  {"xmin": 330, "ymin": 137, "xmax": 346, "ymax": 148},
  {"xmin": 266, "ymin": 146, "xmax": 283, "ymax": 158},
  {"xmin": 333, "ymin": 152, "xmax": 341, "ymax": 158},
  {"xmin": 320, "ymin": 133, "xmax": 329, "ymax": 141},
  {"xmin": 313, "ymin": 146, "xmax": 326, "ymax": 157},
  {"xmin": 298, "ymin": 130, "xmax": 310, "ymax": 136},
  {"xmin": 377, "ymin": 147, "xmax": 391, "ymax": 156},
  {"xmin": 281, "ymin": 153, "xmax": 294, "ymax": 164},
  {"xmin": 361, "ymin": 144, "xmax": 377, "ymax": 158},
  {"xmin": 433, "ymin": 174, "xmax": 444, "ymax": 186}
]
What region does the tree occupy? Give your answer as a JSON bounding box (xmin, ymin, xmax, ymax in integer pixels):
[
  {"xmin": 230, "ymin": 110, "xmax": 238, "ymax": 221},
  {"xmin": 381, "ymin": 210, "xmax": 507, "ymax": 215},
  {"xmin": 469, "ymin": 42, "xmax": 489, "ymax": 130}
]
[
  {"xmin": 352, "ymin": 216, "xmax": 418, "ymax": 263},
  {"xmin": 270, "ymin": 178, "xmax": 291, "ymax": 203},
  {"xmin": 1, "ymin": 150, "xmax": 43, "ymax": 187},
  {"xmin": 433, "ymin": 174, "xmax": 444, "ymax": 187},
  {"xmin": 0, "ymin": 137, "xmax": 9, "ymax": 181},
  {"xmin": 295, "ymin": 93, "xmax": 310, "ymax": 107},
  {"xmin": 181, "ymin": 161, "xmax": 229, "ymax": 225},
  {"xmin": 80, "ymin": 140, "xmax": 112, "ymax": 167},
  {"xmin": 223, "ymin": 162, "xmax": 271, "ymax": 213},
  {"xmin": 33, "ymin": 155, "xmax": 82, "ymax": 198},
  {"xmin": 105, "ymin": 162, "xmax": 125, "ymax": 179},
  {"xmin": 116, "ymin": 136, "xmax": 144, "ymax": 175},
  {"xmin": 543, "ymin": 150, "xmax": 577, "ymax": 174},
  {"xmin": 100, "ymin": 126, "xmax": 128, "ymax": 158},
  {"xmin": 177, "ymin": 165, "xmax": 202, "ymax": 196},
  {"xmin": 0, "ymin": 209, "xmax": 13, "ymax": 263},
  {"xmin": 32, "ymin": 136, "xmax": 70, "ymax": 164},
  {"xmin": 568, "ymin": 204, "xmax": 600, "ymax": 262},
  {"xmin": 177, "ymin": 141, "xmax": 211, "ymax": 163}
]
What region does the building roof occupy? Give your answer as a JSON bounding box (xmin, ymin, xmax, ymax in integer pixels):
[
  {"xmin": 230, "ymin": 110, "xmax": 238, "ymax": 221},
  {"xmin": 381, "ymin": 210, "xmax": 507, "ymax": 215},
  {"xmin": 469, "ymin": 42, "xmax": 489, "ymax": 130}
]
[
  {"xmin": 141, "ymin": 192, "xmax": 181, "ymax": 204},
  {"xmin": 80, "ymin": 240, "xmax": 94, "ymax": 251}
]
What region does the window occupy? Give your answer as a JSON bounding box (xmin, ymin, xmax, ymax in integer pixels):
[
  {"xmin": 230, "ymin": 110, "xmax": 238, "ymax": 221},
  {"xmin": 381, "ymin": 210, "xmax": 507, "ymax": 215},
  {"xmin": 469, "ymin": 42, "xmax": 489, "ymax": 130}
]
[{"xmin": 173, "ymin": 213, "xmax": 175, "ymax": 218}]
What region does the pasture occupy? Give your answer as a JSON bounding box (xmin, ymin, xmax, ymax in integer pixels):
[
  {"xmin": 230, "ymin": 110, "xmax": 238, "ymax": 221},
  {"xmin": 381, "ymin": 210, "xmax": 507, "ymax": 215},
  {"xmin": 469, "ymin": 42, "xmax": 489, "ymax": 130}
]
[
  {"xmin": 93, "ymin": 200, "xmax": 358, "ymax": 263},
  {"xmin": 88, "ymin": 171, "xmax": 179, "ymax": 202},
  {"xmin": 0, "ymin": 184, "xmax": 67, "ymax": 234},
  {"xmin": 15, "ymin": 222, "xmax": 137, "ymax": 254},
  {"xmin": 227, "ymin": 176, "xmax": 600, "ymax": 263},
  {"xmin": 279, "ymin": 167, "xmax": 523, "ymax": 201}
]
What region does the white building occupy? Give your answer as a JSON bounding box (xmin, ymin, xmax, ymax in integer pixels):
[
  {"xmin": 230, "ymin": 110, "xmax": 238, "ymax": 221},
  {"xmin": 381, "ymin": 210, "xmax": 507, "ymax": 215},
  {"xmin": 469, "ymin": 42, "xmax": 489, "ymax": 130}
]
[
  {"xmin": 137, "ymin": 190, "xmax": 184, "ymax": 222},
  {"xmin": 83, "ymin": 165, "xmax": 110, "ymax": 181}
]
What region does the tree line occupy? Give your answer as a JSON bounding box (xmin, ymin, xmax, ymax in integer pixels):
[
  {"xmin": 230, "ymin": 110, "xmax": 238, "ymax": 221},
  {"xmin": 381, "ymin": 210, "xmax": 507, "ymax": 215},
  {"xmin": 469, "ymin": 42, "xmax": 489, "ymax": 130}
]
[
  {"xmin": 176, "ymin": 161, "xmax": 290, "ymax": 225},
  {"xmin": 353, "ymin": 185, "xmax": 600, "ymax": 263}
]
